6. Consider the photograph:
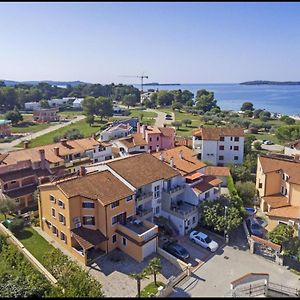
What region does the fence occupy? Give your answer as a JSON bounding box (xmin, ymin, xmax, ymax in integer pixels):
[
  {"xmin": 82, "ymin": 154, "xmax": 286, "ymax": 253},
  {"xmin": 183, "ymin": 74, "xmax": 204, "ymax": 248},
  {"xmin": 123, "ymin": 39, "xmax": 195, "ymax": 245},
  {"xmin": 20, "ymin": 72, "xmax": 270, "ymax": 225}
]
[
  {"xmin": 0, "ymin": 223, "xmax": 58, "ymax": 286},
  {"xmin": 283, "ymin": 255, "xmax": 300, "ymax": 272}
]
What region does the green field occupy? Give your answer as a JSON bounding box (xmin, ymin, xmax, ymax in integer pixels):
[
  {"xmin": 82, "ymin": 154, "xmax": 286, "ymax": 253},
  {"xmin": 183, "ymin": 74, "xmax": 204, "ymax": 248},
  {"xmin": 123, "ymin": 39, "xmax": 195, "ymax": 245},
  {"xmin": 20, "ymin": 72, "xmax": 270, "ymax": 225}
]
[
  {"xmin": 21, "ymin": 118, "xmax": 104, "ymax": 148},
  {"xmin": 14, "ymin": 226, "xmax": 54, "ymax": 263}
]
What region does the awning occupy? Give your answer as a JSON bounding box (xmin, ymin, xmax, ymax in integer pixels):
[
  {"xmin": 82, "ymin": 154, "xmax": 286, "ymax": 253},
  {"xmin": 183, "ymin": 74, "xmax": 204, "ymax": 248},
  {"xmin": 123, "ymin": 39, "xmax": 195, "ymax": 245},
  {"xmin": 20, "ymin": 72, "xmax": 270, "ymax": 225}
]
[
  {"xmin": 71, "ymin": 227, "xmax": 108, "ymax": 250},
  {"xmin": 185, "ymin": 172, "xmax": 204, "ymax": 181}
]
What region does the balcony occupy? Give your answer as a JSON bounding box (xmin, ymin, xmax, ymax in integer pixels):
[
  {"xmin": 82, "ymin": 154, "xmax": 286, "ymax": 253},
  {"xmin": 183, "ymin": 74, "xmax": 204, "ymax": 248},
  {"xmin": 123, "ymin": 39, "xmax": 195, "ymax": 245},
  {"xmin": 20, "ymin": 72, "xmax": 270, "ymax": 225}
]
[
  {"xmin": 136, "ymin": 208, "xmax": 153, "ymax": 221},
  {"xmin": 167, "ymin": 201, "xmax": 198, "ymax": 219},
  {"xmin": 65, "ymin": 156, "xmax": 90, "ymax": 168},
  {"xmin": 165, "ymin": 185, "xmax": 185, "ymax": 197},
  {"xmin": 136, "ymin": 192, "xmax": 153, "ymax": 204},
  {"xmin": 116, "ymin": 218, "xmax": 158, "ymax": 245}
]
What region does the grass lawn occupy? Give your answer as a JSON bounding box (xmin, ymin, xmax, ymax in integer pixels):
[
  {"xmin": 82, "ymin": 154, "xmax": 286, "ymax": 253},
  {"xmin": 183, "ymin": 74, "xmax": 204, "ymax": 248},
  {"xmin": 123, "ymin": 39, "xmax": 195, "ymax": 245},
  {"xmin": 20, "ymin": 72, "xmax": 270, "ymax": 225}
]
[
  {"xmin": 58, "ymin": 110, "xmax": 83, "ymax": 119},
  {"xmin": 14, "ymin": 226, "xmax": 54, "ymax": 263},
  {"xmin": 128, "ymin": 109, "xmax": 157, "ymax": 125},
  {"xmin": 140, "ymin": 281, "xmax": 165, "ymax": 297},
  {"xmin": 11, "ymin": 122, "xmax": 55, "ymax": 134},
  {"xmin": 251, "ymin": 132, "xmax": 281, "ymax": 145},
  {"xmin": 22, "ymin": 119, "xmax": 105, "ymax": 148}
]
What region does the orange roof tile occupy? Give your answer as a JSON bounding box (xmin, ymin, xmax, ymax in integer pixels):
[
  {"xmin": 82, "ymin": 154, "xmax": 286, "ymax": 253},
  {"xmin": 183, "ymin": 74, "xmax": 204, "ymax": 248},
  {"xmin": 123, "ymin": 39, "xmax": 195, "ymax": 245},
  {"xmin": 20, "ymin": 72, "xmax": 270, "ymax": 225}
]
[
  {"xmin": 262, "ymin": 194, "xmax": 290, "ymax": 209},
  {"xmin": 118, "ymin": 133, "xmax": 147, "ymax": 149},
  {"xmin": 185, "ymin": 172, "xmax": 205, "ymax": 181},
  {"xmin": 267, "ymin": 206, "xmax": 300, "ymax": 220},
  {"xmin": 193, "ymin": 127, "xmax": 244, "ymax": 140},
  {"xmin": 152, "ymin": 146, "xmax": 206, "ymax": 176},
  {"xmin": 158, "ymin": 127, "xmax": 175, "ymax": 137},
  {"xmin": 193, "ymin": 176, "xmax": 223, "ymax": 193},
  {"xmin": 205, "ymin": 166, "xmax": 230, "ymax": 177}
]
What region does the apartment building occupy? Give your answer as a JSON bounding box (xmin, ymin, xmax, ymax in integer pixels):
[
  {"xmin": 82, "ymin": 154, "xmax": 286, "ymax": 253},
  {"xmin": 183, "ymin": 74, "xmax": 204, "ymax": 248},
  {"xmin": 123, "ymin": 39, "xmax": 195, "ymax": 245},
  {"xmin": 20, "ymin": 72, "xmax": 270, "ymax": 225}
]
[
  {"xmin": 0, "ymin": 137, "xmax": 113, "ymax": 213},
  {"xmin": 192, "ymin": 127, "xmax": 245, "ymax": 165},
  {"xmin": 0, "ymin": 120, "xmax": 12, "ymax": 137},
  {"xmin": 113, "ymin": 133, "xmax": 149, "ymax": 156},
  {"xmin": 24, "ymin": 101, "xmax": 41, "ymax": 111},
  {"xmin": 33, "ymin": 108, "xmax": 60, "ymax": 123},
  {"xmin": 284, "ymin": 140, "xmax": 300, "ymax": 156},
  {"xmin": 99, "ymin": 123, "xmax": 133, "ymax": 142},
  {"xmin": 256, "ymin": 154, "xmax": 300, "ymax": 237},
  {"xmin": 86, "ymin": 153, "xmax": 200, "ymax": 236}
]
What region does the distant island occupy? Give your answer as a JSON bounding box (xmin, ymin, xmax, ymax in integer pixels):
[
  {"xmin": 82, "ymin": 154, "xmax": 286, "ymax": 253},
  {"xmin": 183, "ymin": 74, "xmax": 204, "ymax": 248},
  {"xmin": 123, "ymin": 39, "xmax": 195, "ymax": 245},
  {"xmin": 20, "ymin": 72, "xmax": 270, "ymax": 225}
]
[
  {"xmin": 240, "ymin": 80, "xmax": 300, "ymax": 85},
  {"xmin": 2, "ymin": 80, "xmax": 86, "ymax": 87},
  {"xmin": 143, "ymin": 82, "xmax": 180, "ymax": 86}
]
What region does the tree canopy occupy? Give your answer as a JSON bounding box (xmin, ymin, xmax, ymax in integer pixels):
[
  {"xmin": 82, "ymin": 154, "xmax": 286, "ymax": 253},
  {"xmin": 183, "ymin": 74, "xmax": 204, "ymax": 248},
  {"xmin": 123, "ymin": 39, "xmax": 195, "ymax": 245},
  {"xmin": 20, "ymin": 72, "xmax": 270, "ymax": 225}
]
[
  {"xmin": 241, "ymin": 102, "xmax": 254, "ymax": 111},
  {"xmin": 195, "ymin": 89, "xmax": 218, "ymax": 112}
]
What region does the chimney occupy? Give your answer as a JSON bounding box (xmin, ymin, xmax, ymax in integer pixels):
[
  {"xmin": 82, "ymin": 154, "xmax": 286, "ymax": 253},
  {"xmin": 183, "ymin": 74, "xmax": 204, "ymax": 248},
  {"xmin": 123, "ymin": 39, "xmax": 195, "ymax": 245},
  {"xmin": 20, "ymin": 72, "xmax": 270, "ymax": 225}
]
[
  {"xmin": 179, "ymin": 150, "xmax": 183, "ymax": 160},
  {"xmin": 79, "ymin": 166, "xmax": 86, "ymax": 176},
  {"xmin": 294, "ymin": 154, "xmax": 300, "ymax": 162},
  {"xmin": 159, "ymin": 152, "xmax": 163, "ymax": 161},
  {"xmin": 170, "ymin": 156, "xmax": 174, "ymax": 168},
  {"xmin": 39, "ymin": 149, "xmax": 46, "ymax": 170},
  {"xmin": 137, "ymin": 122, "xmax": 140, "ymax": 134},
  {"xmin": 60, "ymin": 138, "xmax": 68, "ymax": 146},
  {"xmin": 54, "ymin": 147, "xmax": 59, "ymax": 157},
  {"xmin": 23, "ymin": 140, "xmax": 29, "ymax": 149},
  {"xmin": 156, "ymin": 145, "xmax": 160, "ymax": 152}
]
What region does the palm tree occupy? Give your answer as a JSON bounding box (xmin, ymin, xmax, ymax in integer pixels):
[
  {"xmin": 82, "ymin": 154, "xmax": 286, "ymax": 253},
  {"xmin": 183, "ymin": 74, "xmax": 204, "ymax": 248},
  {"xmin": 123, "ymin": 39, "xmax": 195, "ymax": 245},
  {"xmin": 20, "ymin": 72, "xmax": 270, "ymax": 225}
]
[
  {"xmin": 145, "ymin": 257, "xmax": 162, "ymax": 286},
  {"xmin": 129, "ymin": 270, "xmax": 148, "ymax": 298}
]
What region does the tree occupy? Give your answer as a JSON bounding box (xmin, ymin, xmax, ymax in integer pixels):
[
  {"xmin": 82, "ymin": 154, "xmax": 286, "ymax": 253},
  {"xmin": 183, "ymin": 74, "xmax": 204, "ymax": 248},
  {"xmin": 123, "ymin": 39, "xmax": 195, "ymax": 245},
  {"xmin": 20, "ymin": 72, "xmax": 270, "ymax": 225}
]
[
  {"xmin": 181, "ymin": 90, "xmax": 194, "ymax": 104},
  {"xmin": 157, "ymin": 90, "xmax": 174, "ymax": 106},
  {"xmin": 195, "ymin": 89, "xmax": 217, "ymax": 112},
  {"xmin": 5, "ymin": 108, "xmax": 23, "ymax": 126},
  {"xmin": 97, "ymin": 97, "xmax": 113, "ymax": 121},
  {"xmin": 268, "ymin": 224, "xmax": 294, "ymax": 245},
  {"xmin": 171, "ymin": 121, "xmax": 182, "ymax": 130},
  {"xmin": 40, "ymin": 100, "xmax": 50, "ymax": 108},
  {"xmin": 182, "ymin": 119, "xmax": 192, "ymax": 127},
  {"xmin": 86, "ymin": 114, "xmax": 95, "ymax": 126},
  {"xmin": 253, "ymin": 109, "xmax": 264, "ymax": 119},
  {"xmin": 8, "ymin": 218, "xmax": 25, "ymax": 233},
  {"xmin": 275, "ymin": 125, "xmax": 300, "ymax": 142},
  {"xmin": 235, "ymin": 181, "xmax": 256, "ymax": 206},
  {"xmin": 280, "ymin": 115, "xmax": 296, "ymax": 125},
  {"xmin": 259, "ymin": 110, "xmax": 271, "ymax": 122},
  {"xmin": 129, "ymin": 271, "xmax": 149, "ymax": 298},
  {"xmin": 139, "ymin": 113, "xmax": 144, "ymax": 121},
  {"xmin": 82, "ymin": 96, "xmax": 98, "ymax": 116},
  {"xmin": 145, "ymin": 257, "xmax": 162, "ymax": 286},
  {"xmin": 243, "ymin": 110, "xmax": 253, "ymax": 117},
  {"xmin": 123, "ymin": 94, "xmax": 138, "ymax": 108},
  {"xmin": 241, "ymin": 102, "xmax": 254, "ymax": 111},
  {"xmin": 185, "ymin": 99, "xmax": 194, "ymax": 107},
  {"xmin": 0, "ymin": 196, "xmax": 16, "ymax": 220},
  {"xmin": 244, "ymin": 134, "xmax": 256, "ymax": 155},
  {"xmin": 253, "ymin": 141, "xmax": 262, "ymax": 150},
  {"xmin": 172, "ymin": 102, "xmax": 183, "ymax": 112}
]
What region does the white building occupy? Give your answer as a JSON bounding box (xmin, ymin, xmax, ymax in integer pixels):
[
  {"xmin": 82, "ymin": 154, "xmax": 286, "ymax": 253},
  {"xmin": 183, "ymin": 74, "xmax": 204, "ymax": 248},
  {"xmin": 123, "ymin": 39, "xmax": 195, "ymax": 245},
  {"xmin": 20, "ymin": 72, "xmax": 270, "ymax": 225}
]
[
  {"xmin": 284, "ymin": 140, "xmax": 300, "ymax": 156},
  {"xmin": 99, "ymin": 123, "xmax": 133, "ymax": 142},
  {"xmin": 48, "ymin": 98, "xmax": 69, "ymax": 107},
  {"xmin": 24, "ymin": 102, "xmax": 41, "ymax": 111},
  {"xmin": 72, "ymin": 98, "xmax": 84, "ymax": 109},
  {"xmin": 192, "ymin": 127, "xmax": 245, "ymax": 166},
  {"xmin": 113, "ymin": 105, "xmax": 123, "ymax": 114}
]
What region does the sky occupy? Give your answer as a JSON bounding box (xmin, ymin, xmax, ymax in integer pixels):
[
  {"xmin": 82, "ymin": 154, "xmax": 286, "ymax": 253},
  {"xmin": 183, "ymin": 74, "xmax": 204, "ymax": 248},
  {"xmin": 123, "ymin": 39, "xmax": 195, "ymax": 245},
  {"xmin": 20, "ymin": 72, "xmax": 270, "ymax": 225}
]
[{"xmin": 1, "ymin": 2, "xmax": 300, "ymax": 84}]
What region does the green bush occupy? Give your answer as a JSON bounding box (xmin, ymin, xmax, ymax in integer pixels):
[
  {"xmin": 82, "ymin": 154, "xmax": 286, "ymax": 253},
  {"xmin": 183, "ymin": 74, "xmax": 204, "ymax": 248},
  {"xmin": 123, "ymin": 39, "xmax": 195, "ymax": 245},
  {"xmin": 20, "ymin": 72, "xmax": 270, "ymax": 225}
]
[
  {"xmin": 267, "ymin": 224, "xmax": 294, "ymax": 245},
  {"xmin": 227, "ymin": 175, "xmax": 238, "ymax": 197},
  {"xmin": 8, "ymin": 219, "xmax": 25, "ymax": 233}
]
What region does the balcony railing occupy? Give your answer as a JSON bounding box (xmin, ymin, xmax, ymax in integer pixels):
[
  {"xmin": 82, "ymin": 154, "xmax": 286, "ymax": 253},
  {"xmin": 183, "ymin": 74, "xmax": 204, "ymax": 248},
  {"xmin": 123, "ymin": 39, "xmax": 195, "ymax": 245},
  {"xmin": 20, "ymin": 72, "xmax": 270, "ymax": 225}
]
[
  {"xmin": 166, "ymin": 185, "xmax": 185, "ymax": 194},
  {"xmin": 168, "ymin": 203, "xmax": 198, "ymax": 219},
  {"xmin": 136, "ymin": 208, "xmax": 153, "ymax": 218},
  {"xmin": 136, "ymin": 192, "xmax": 153, "ymax": 202}
]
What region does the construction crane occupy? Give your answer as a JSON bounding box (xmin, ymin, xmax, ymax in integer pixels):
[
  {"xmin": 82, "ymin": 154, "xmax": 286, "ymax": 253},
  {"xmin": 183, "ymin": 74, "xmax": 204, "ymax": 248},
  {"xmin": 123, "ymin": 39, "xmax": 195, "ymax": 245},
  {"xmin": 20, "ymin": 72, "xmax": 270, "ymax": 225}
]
[{"xmin": 119, "ymin": 74, "xmax": 149, "ymax": 93}]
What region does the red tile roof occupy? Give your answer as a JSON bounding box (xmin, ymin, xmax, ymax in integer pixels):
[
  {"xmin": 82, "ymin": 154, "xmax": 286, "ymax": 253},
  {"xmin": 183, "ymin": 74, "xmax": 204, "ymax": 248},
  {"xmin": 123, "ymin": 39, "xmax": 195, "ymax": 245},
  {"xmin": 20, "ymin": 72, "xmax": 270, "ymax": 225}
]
[{"xmin": 193, "ymin": 127, "xmax": 244, "ymax": 140}]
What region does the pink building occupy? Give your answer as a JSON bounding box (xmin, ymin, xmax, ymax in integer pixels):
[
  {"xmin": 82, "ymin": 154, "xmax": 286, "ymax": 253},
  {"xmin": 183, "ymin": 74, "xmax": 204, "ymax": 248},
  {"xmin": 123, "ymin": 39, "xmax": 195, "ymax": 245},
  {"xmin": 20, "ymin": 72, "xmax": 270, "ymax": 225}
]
[
  {"xmin": 139, "ymin": 124, "xmax": 175, "ymax": 152},
  {"xmin": 33, "ymin": 108, "xmax": 59, "ymax": 123}
]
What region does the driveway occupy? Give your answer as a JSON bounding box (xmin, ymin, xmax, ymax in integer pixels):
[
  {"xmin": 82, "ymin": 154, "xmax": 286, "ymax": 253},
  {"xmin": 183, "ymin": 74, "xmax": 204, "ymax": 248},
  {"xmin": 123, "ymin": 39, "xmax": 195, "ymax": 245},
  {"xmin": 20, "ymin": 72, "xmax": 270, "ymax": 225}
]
[
  {"xmin": 170, "ymin": 226, "xmax": 300, "ymax": 297},
  {"xmin": 146, "ymin": 109, "xmax": 174, "ymax": 127},
  {"xmin": 88, "ymin": 249, "xmax": 180, "ymax": 297},
  {"xmin": 0, "ymin": 115, "xmax": 85, "ymax": 152},
  {"xmin": 261, "ymin": 143, "xmax": 284, "ymax": 152}
]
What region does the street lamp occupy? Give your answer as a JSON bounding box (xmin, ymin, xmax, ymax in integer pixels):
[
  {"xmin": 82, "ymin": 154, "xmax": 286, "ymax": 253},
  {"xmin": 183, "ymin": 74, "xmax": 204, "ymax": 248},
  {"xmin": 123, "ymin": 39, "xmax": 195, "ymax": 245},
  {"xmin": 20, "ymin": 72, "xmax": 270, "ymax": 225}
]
[{"xmin": 224, "ymin": 205, "xmax": 228, "ymax": 243}]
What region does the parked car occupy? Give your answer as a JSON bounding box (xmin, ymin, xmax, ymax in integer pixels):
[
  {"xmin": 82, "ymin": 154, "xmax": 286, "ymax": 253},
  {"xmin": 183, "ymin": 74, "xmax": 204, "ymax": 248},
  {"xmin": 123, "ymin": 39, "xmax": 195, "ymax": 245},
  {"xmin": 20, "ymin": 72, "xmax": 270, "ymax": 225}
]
[
  {"xmin": 246, "ymin": 218, "xmax": 265, "ymax": 238},
  {"xmin": 263, "ymin": 140, "xmax": 274, "ymax": 145},
  {"xmin": 189, "ymin": 231, "xmax": 219, "ymax": 252},
  {"xmin": 162, "ymin": 242, "xmax": 190, "ymax": 261},
  {"xmin": 165, "ymin": 114, "xmax": 172, "ymax": 117},
  {"xmin": 165, "ymin": 116, "xmax": 173, "ymax": 120}
]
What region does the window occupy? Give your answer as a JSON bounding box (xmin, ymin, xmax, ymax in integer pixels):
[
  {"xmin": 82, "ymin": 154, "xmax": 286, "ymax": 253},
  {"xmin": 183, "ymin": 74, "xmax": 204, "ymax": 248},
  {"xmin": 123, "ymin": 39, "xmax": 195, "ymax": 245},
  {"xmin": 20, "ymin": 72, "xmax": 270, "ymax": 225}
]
[
  {"xmin": 58, "ymin": 213, "xmax": 65, "ymax": 224},
  {"xmin": 234, "ymin": 156, "xmax": 239, "ymax": 161},
  {"xmin": 219, "ymin": 145, "xmax": 224, "ymax": 150},
  {"xmin": 220, "ymin": 136, "xmax": 224, "ymax": 141},
  {"xmin": 149, "ymin": 137, "xmax": 152, "ymax": 142},
  {"xmin": 82, "ymin": 202, "xmax": 95, "ymax": 208},
  {"xmin": 54, "ymin": 163, "xmax": 60, "ymax": 167},
  {"xmin": 140, "ymin": 146, "xmax": 145, "ymax": 150},
  {"xmin": 112, "ymin": 234, "xmax": 117, "ymax": 243},
  {"xmin": 126, "ymin": 195, "xmax": 133, "ymax": 202},
  {"xmin": 192, "ymin": 216, "xmax": 196, "ymax": 224},
  {"xmin": 259, "ymin": 182, "xmax": 262, "ymax": 188},
  {"xmin": 83, "ymin": 216, "xmax": 95, "ymax": 225},
  {"xmin": 282, "ymin": 173, "xmax": 285, "ymax": 180},
  {"xmin": 50, "ymin": 195, "xmax": 56, "ymax": 203},
  {"xmin": 60, "ymin": 231, "xmax": 67, "ymax": 243},
  {"xmin": 58, "ymin": 200, "xmax": 64, "ymax": 208},
  {"xmin": 234, "ymin": 146, "xmax": 239, "ymax": 151},
  {"xmin": 204, "ymin": 192, "xmax": 209, "ymax": 199},
  {"xmin": 15, "ymin": 198, "xmax": 20, "ymax": 204},
  {"xmin": 122, "ymin": 237, "xmax": 127, "ymax": 246},
  {"xmin": 219, "ymin": 155, "xmax": 224, "ymax": 161},
  {"xmin": 112, "ymin": 216, "xmax": 118, "ymax": 225},
  {"xmin": 111, "ymin": 200, "xmax": 120, "ymax": 208},
  {"xmin": 234, "ymin": 137, "xmax": 239, "ymax": 142},
  {"xmin": 157, "ymin": 137, "xmax": 159, "ymax": 141},
  {"xmin": 155, "ymin": 206, "xmax": 160, "ymax": 214},
  {"xmin": 230, "ymin": 137, "xmax": 233, "ymax": 141},
  {"xmin": 52, "ymin": 225, "xmax": 58, "ymax": 236},
  {"xmin": 230, "ymin": 146, "xmax": 232, "ymax": 150},
  {"xmin": 52, "ymin": 208, "xmax": 56, "ymax": 218},
  {"xmin": 154, "ymin": 185, "xmax": 160, "ymax": 198},
  {"xmin": 149, "ymin": 146, "xmax": 152, "ymax": 151}
]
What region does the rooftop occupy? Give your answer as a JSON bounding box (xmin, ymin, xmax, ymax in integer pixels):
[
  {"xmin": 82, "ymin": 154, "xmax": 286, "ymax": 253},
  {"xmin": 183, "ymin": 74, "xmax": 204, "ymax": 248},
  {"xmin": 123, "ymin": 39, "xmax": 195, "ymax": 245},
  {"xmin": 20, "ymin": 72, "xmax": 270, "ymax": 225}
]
[
  {"xmin": 118, "ymin": 133, "xmax": 147, "ymax": 149},
  {"xmin": 193, "ymin": 176, "xmax": 223, "ymax": 193},
  {"xmin": 205, "ymin": 166, "xmax": 230, "ymax": 177},
  {"xmin": 267, "ymin": 206, "xmax": 300, "ymax": 220},
  {"xmin": 193, "ymin": 127, "xmax": 244, "ymax": 140},
  {"xmin": 0, "ymin": 120, "xmax": 11, "ymax": 125}
]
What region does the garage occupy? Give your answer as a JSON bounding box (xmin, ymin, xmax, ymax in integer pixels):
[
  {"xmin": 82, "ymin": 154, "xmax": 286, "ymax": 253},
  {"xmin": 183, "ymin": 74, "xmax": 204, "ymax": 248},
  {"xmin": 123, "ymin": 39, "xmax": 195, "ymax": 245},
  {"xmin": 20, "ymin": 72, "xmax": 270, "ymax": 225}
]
[{"xmin": 142, "ymin": 238, "xmax": 157, "ymax": 259}]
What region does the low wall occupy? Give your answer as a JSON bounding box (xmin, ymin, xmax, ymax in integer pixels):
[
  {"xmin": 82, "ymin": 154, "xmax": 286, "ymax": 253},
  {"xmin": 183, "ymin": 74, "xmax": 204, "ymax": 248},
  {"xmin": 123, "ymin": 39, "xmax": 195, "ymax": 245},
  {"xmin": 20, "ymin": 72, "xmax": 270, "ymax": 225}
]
[
  {"xmin": 157, "ymin": 247, "xmax": 189, "ymax": 271},
  {"xmin": 0, "ymin": 223, "xmax": 58, "ymax": 285}
]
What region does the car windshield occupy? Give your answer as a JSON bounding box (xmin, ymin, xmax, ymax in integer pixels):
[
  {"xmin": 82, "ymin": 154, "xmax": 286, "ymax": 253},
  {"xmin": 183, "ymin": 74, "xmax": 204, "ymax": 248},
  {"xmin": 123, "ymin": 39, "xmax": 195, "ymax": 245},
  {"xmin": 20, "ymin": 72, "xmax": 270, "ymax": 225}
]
[
  {"xmin": 251, "ymin": 223, "xmax": 261, "ymax": 229},
  {"xmin": 204, "ymin": 236, "xmax": 212, "ymax": 243},
  {"xmin": 173, "ymin": 245, "xmax": 186, "ymax": 254}
]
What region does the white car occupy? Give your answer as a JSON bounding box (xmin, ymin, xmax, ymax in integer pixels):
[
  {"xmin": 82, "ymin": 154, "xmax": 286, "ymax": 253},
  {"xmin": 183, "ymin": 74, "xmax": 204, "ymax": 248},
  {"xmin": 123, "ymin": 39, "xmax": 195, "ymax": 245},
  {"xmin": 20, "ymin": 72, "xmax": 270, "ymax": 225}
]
[{"xmin": 189, "ymin": 231, "xmax": 219, "ymax": 252}]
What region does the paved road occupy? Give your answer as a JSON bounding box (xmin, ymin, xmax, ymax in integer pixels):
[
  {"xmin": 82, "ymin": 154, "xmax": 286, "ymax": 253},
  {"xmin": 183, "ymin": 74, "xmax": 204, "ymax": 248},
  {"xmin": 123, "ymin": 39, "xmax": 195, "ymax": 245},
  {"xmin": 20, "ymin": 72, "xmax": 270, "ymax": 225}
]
[
  {"xmin": 146, "ymin": 109, "xmax": 174, "ymax": 127},
  {"xmin": 0, "ymin": 115, "xmax": 85, "ymax": 152},
  {"xmin": 261, "ymin": 143, "xmax": 284, "ymax": 152},
  {"xmin": 171, "ymin": 226, "xmax": 300, "ymax": 297}
]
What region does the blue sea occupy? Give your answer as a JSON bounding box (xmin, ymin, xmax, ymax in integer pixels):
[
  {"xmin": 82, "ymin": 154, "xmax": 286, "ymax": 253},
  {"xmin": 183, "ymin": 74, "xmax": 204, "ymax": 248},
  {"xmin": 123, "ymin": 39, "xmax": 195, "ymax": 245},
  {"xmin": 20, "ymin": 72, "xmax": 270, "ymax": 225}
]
[{"xmin": 134, "ymin": 83, "xmax": 300, "ymax": 116}]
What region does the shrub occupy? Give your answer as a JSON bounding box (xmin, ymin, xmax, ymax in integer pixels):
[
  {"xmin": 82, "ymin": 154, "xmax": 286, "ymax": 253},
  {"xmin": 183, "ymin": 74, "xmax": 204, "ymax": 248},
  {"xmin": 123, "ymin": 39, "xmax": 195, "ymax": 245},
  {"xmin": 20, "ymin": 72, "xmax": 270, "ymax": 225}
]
[
  {"xmin": 267, "ymin": 224, "xmax": 294, "ymax": 245},
  {"xmin": 253, "ymin": 141, "xmax": 262, "ymax": 150},
  {"xmin": 227, "ymin": 174, "xmax": 238, "ymax": 197},
  {"xmin": 8, "ymin": 218, "xmax": 25, "ymax": 233}
]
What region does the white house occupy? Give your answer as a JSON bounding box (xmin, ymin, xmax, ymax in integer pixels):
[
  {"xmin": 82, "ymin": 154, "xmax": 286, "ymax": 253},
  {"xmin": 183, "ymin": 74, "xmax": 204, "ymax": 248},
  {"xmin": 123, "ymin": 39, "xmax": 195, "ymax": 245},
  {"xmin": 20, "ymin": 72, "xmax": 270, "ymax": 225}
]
[
  {"xmin": 85, "ymin": 140, "xmax": 113, "ymax": 163},
  {"xmin": 72, "ymin": 98, "xmax": 84, "ymax": 109},
  {"xmin": 192, "ymin": 127, "xmax": 245, "ymax": 166},
  {"xmin": 24, "ymin": 102, "xmax": 41, "ymax": 111},
  {"xmin": 113, "ymin": 105, "xmax": 123, "ymax": 115},
  {"xmin": 99, "ymin": 123, "xmax": 133, "ymax": 142},
  {"xmin": 284, "ymin": 140, "xmax": 300, "ymax": 156}
]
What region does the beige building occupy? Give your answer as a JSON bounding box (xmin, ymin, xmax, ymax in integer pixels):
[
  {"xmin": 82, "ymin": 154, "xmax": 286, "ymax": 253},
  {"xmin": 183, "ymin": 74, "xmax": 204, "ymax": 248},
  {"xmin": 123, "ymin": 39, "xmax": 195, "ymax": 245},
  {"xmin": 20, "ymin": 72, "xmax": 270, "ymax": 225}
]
[
  {"xmin": 256, "ymin": 154, "xmax": 300, "ymax": 237},
  {"xmin": 39, "ymin": 167, "xmax": 159, "ymax": 265}
]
